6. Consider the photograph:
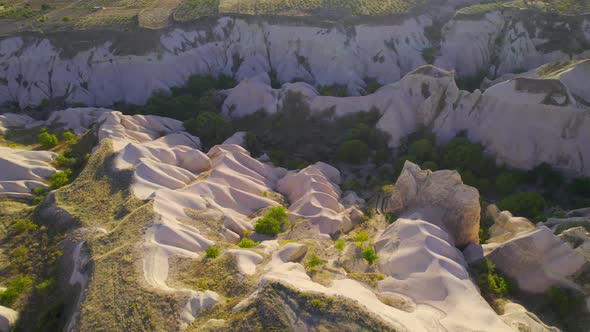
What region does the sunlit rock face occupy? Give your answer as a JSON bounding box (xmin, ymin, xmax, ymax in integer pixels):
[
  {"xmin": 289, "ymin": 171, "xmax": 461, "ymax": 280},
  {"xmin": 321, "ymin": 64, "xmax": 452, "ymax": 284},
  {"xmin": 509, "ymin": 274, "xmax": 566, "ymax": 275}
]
[
  {"xmin": 386, "ymin": 161, "xmax": 481, "ymax": 248},
  {"xmin": 486, "ymin": 226, "xmax": 586, "ymax": 293},
  {"xmin": 1, "ymin": 11, "xmax": 588, "ymax": 109}
]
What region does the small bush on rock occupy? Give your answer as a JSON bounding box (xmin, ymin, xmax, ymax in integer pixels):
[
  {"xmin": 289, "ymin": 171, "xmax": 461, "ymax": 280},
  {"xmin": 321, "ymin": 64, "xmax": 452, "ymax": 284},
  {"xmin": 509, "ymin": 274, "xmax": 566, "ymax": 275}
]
[
  {"xmin": 362, "ymin": 247, "xmax": 379, "ymax": 265},
  {"xmin": 237, "ymin": 238, "xmax": 259, "ymax": 248},
  {"xmin": 205, "ymin": 246, "xmax": 220, "ymax": 259},
  {"xmin": 306, "ymin": 254, "xmax": 323, "ymax": 270},
  {"xmin": 469, "ymin": 258, "xmax": 510, "ymax": 300},
  {"xmin": 255, "ymin": 206, "xmax": 288, "ymax": 236},
  {"xmin": 335, "ymin": 239, "xmax": 346, "ymax": 251}
]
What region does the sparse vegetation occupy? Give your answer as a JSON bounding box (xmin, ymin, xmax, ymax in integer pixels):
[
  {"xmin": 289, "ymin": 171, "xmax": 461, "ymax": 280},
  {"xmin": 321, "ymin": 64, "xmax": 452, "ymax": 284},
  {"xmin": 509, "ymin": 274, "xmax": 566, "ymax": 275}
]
[
  {"xmin": 335, "ymin": 238, "xmax": 346, "ymax": 251},
  {"xmin": 306, "ymin": 254, "xmax": 324, "ymax": 270}
]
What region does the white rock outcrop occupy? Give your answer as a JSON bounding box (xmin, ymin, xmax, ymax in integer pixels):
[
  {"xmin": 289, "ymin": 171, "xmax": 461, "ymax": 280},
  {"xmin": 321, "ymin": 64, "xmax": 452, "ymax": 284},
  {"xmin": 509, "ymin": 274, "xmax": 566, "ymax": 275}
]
[
  {"xmin": 277, "ymin": 162, "xmax": 361, "ymax": 235},
  {"xmin": 0, "ymin": 113, "xmax": 42, "ymax": 134},
  {"xmin": 0, "ymin": 146, "xmax": 57, "ymax": 198},
  {"xmin": 485, "ymin": 227, "xmax": 586, "ymax": 293},
  {"xmin": 486, "ymin": 204, "xmax": 535, "ymax": 243},
  {"xmin": 1, "ymin": 12, "xmax": 587, "ymax": 109},
  {"xmin": 387, "ymin": 161, "xmax": 480, "ymax": 247},
  {"xmin": 0, "ymin": 305, "xmax": 17, "ymax": 332},
  {"xmin": 375, "ymin": 217, "xmax": 513, "ymax": 331}
]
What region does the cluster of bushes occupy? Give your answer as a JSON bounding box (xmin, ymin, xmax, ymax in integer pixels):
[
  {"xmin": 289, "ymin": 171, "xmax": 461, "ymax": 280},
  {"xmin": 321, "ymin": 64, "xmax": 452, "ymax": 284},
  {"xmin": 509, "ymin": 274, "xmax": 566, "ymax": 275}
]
[
  {"xmin": 254, "ymin": 206, "xmax": 289, "ymax": 236},
  {"xmin": 117, "ymin": 74, "xmax": 237, "ymax": 149},
  {"xmin": 468, "ymin": 258, "xmax": 511, "ymax": 303},
  {"xmin": 33, "ymin": 130, "xmax": 91, "ymax": 203},
  {"xmin": 234, "ymin": 93, "xmax": 392, "ymax": 170},
  {"xmin": 0, "ymin": 212, "xmax": 64, "ymax": 322},
  {"xmin": 397, "ymin": 130, "xmax": 590, "ymax": 224}
]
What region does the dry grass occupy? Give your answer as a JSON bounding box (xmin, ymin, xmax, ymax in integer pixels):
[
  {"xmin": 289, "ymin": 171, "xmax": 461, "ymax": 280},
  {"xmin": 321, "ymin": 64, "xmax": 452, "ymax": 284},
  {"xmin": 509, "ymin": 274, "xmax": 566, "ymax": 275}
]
[
  {"xmin": 54, "ymin": 139, "xmax": 144, "ymax": 229},
  {"xmin": 138, "ymin": 0, "xmax": 182, "ymax": 28}
]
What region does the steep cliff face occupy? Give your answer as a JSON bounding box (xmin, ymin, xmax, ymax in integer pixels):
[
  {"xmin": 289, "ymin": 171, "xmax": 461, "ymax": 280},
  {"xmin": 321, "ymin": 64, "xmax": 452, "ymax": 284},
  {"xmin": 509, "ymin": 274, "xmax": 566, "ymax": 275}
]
[
  {"xmin": 223, "ymin": 62, "xmax": 590, "ymax": 177},
  {"xmin": 436, "ymin": 10, "xmax": 590, "ymax": 78},
  {"xmin": 1, "ymin": 10, "xmax": 588, "ymax": 109}
]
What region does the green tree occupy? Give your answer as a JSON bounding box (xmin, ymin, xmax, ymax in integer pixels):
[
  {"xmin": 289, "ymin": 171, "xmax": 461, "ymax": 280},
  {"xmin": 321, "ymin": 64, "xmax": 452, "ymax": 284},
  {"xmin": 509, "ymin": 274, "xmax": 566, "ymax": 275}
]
[
  {"xmin": 337, "ymin": 139, "xmax": 369, "ymax": 164},
  {"xmin": 498, "ymin": 192, "xmax": 546, "ymax": 220},
  {"xmin": 184, "ymin": 112, "xmax": 233, "ymax": 149},
  {"xmin": 441, "ymin": 137, "xmax": 484, "ymax": 172},
  {"xmin": 408, "ymin": 139, "xmax": 433, "ymax": 162},
  {"xmin": 49, "ymin": 169, "xmax": 71, "ymax": 190},
  {"xmin": 570, "ymin": 177, "xmax": 590, "ymax": 197},
  {"xmin": 494, "ymin": 172, "xmax": 519, "ymax": 194},
  {"xmin": 38, "ymin": 128, "xmax": 58, "ymax": 149},
  {"xmin": 421, "ymin": 161, "xmax": 438, "ymax": 171}
]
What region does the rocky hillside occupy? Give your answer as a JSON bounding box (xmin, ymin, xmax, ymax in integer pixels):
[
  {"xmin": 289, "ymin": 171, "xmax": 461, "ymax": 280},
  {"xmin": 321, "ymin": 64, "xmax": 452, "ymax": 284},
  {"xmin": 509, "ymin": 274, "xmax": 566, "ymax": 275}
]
[
  {"xmin": 1, "ymin": 7, "xmax": 589, "ymax": 109},
  {"xmin": 1, "ymin": 2, "xmax": 590, "ymax": 332},
  {"xmin": 0, "ymin": 106, "xmax": 588, "ymax": 331}
]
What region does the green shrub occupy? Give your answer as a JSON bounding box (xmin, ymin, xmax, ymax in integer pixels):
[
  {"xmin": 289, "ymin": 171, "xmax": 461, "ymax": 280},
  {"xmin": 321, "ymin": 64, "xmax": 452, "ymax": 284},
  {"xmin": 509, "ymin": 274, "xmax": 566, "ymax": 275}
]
[
  {"xmin": 205, "ymin": 246, "xmax": 220, "ymax": 259},
  {"xmin": 335, "ymin": 238, "xmax": 346, "ymax": 251},
  {"xmin": 364, "ymin": 78, "xmax": 382, "ymax": 94},
  {"xmin": 56, "ymin": 154, "xmax": 76, "ymax": 168},
  {"xmin": 529, "ymin": 163, "xmax": 563, "ymax": 189},
  {"xmin": 38, "ymin": 129, "xmax": 58, "ymax": 149},
  {"xmin": 394, "ymin": 154, "xmax": 417, "ymax": 175},
  {"xmin": 469, "ymin": 259, "xmax": 510, "ymax": 300},
  {"xmin": 385, "ymin": 212, "xmax": 397, "ymax": 224},
  {"xmin": 569, "ymin": 177, "xmax": 590, "ymax": 197},
  {"xmin": 245, "ymin": 132, "xmax": 260, "ymax": 156},
  {"xmin": 309, "ymin": 298, "xmax": 325, "ymax": 310},
  {"xmin": 319, "ymin": 84, "xmax": 348, "ymax": 97},
  {"xmin": 13, "ymin": 218, "xmax": 37, "ymax": 233},
  {"xmin": 361, "ymin": 247, "xmax": 378, "ymax": 265},
  {"xmin": 494, "ymin": 172, "xmax": 519, "ymax": 195},
  {"xmin": 49, "ymin": 169, "xmax": 71, "ymax": 190},
  {"xmin": 337, "ymin": 139, "xmax": 369, "ymax": 164},
  {"xmin": 35, "ymin": 279, "xmax": 55, "ymax": 295},
  {"xmin": 62, "ymin": 16, "xmax": 71, "ymax": 22},
  {"xmin": 237, "ymin": 238, "xmax": 259, "ymax": 248},
  {"xmin": 408, "ymin": 139, "xmax": 433, "ymax": 162},
  {"xmin": 62, "ymin": 131, "xmax": 76, "ymax": 143},
  {"xmin": 255, "ymin": 206, "xmax": 288, "ymax": 236},
  {"xmin": 544, "ymin": 286, "xmax": 578, "ymax": 316},
  {"xmin": 184, "ymin": 112, "xmax": 233, "ymax": 149},
  {"xmin": 341, "ymin": 179, "xmax": 362, "ymax": 191},
  {"xmin": 0, "ymin": 275, "xmax": 34, "ymax": 306},
  {"xmin": 306, "ymin": 254, "xmax": 323, "ymax": 270},
  {"xmin": 354, "ymin": 231, "xmax": 370, "ymax": 243},
  {"xmin": 498, "ymin": 192, "xmax": 545, "ymax": 219},
  {"xmin": 479, "ymin": 216, "xmax": 494, "ymax": 243},
  {"xmin": 441, "ymin": 137, "xmax": 484, "ymax": 172},
  {"xmin": 421, "ymin": 161, "xmax": 438, "ymax": 171}
]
